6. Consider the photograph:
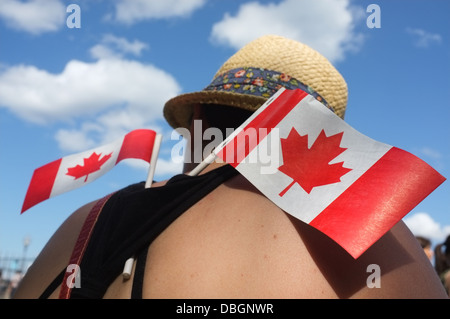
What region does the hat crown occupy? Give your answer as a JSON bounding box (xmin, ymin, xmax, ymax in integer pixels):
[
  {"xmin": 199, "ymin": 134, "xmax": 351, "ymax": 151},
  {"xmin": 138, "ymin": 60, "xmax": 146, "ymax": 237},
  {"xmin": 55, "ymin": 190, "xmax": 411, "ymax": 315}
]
[
  {"xmin": 163, "ymin": 34, "xmax": 349, "ymax": 130},
  {"xmin": 213, "ymin": 35, "xmax": 347, "ymax": 118}
]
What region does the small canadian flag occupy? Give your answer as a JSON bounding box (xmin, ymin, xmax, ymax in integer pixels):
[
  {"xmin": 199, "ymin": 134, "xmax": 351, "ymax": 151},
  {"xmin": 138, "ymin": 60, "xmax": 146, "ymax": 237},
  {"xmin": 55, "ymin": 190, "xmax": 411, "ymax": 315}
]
[
  {"xmin": 21, "ymin": 129, "xmax": 158, "ymax": 213},
  {"xmin": 210, "ymin": 88, "xmax": 446, "ymax": 258}
]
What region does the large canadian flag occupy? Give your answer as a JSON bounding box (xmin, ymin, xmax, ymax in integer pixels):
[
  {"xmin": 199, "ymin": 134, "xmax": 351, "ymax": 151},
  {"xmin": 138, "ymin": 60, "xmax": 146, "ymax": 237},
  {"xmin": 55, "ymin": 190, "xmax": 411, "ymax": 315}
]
[
  {"xmin": 213, "ymin": 88, "xmax": 446, "ymax": 258},
  {"xmin": 22, "ymin": 129, "xmax": 157, "ymax": 213}
]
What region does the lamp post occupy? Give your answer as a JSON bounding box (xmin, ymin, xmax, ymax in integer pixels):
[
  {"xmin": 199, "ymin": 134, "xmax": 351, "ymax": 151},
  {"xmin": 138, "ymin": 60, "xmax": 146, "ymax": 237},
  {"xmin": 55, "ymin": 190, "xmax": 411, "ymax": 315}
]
[{"xmin": 21, "ymin": 236, "xmax": 30, "ymax": 273}]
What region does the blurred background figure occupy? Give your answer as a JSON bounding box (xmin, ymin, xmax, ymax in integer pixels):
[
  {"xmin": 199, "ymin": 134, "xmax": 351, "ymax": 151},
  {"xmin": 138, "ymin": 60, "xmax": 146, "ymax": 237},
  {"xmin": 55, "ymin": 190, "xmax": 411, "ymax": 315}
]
[
  {"xmin": 8, "ymin": 270, "xmax": 23, "ymax": 298},
  {"xmin": 434, "ymin": 235, "xmax": 450, "ymax": 296},
  {"xmin": 416, "ymin": 236, "xmax": 433, "ymax": 262},
  {"xmin": 0, "ymin": 269, "xmax": 7, "ymax": 299}
]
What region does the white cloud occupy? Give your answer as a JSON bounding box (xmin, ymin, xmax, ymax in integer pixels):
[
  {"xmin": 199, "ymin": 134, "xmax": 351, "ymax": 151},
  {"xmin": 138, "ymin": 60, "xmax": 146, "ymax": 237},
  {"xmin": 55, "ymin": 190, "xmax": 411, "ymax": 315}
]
[
  {"xmin": 406, "ymin": 28, "xmax": 442, "ymax": 48},
  {"xmin": 404, "ymin": 212, "xmax": 450, "ymax": 243},
  {"xmin": 90, "ymin": 34, "xmax": 149, "ymax": 60},
  {"xmin": 0, "ymin": 0, "xmax": 65, "ymax": 34},
  {"xmin": 116, "ymin": 156, "xmax": 183, "ymax": 181},
  {"xmin": 420, "ymin": 147, "xmax": 443, "ymax": 160},
  {"xmin": 210, "ymin": 0, "xmax": 365, "ymax": 63},
  {"xmin": 0, "ymin": 38, "xmax": 182, "ymax": 153},
  {"xmin": 152, "ymin": 157, "xmax": 184, "ymax": 177},
  {"xmin": 55, "ymin": 127, "xmax": 98, "ymax": 152},
  {"xmin": 0, "ymin": 59, "xmax": 180, "ymax": 124},
  {"xmin": 113, "ymin": 0, "xmax": 207, "ymax": 24}
]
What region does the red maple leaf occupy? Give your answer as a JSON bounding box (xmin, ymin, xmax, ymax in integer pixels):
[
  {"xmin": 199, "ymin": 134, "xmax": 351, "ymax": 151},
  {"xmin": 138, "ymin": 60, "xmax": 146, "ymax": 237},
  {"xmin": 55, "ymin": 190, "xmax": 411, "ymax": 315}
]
[
  {"xmin": 66, "ymin": 152, "xmax": 112, "ymax": 182},
  {"xmin": 278, "ymin": 128, "xmax": 351, "ymax": 196}
]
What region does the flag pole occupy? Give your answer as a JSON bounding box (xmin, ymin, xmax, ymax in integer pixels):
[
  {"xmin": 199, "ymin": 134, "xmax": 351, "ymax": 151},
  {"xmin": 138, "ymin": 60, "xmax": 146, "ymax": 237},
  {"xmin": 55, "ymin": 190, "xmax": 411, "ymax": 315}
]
[
  {"xmin": 188, "ymin": 152, "xmax": 217, "ymax": 176},
  {"xmin": 122, "ymin": 133, "xmax": 162, "ymax": 279},
  {"xmin": 145, "ymin": 133, "xmax": 163, "ymax": 188}
]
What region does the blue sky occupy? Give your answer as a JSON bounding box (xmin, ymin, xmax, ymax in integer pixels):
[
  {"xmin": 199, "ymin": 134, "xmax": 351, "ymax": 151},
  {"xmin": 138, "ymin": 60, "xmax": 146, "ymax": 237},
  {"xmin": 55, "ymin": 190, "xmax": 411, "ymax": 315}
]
[{"xmin": 0, "ymin": 0, "xmax": 449, "ymax": 265}]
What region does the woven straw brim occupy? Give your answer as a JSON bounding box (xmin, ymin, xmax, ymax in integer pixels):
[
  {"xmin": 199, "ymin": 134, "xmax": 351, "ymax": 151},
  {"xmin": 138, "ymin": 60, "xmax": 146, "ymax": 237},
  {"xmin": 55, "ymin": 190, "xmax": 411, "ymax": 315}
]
[{"xmin": 163, "ymin": 35, "xmax": 347, "ymax": 130}]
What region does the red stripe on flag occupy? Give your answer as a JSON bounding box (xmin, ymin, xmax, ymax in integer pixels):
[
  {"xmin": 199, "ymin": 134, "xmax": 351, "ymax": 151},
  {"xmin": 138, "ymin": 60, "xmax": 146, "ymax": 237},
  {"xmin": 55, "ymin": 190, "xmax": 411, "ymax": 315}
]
[
  {"xmin": 21, "ymin": 158, "xmax": 62, "ymax": 213},
  {"xmin": 116, "ymin": 129, "xmax": 156, "ymax": 164},
  {"xmin": 217, "ymin": 89, "xmax": 308, "ymax": 166},
  {"xmin": 309, "ymin": 147, "xmax": 446, "ymax": 258}
]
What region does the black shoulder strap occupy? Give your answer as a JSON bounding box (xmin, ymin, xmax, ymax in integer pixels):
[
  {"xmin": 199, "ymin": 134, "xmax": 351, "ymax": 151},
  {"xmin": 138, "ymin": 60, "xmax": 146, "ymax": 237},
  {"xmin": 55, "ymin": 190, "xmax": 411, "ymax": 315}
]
[
  {"xmin": 70, "ymin": 164, "xmax": 238, "ymax": 299},
  {"xmin": 131, "ymin": 246, "xmax": 149, "ymax": 299},
  {"xmin": 39, "ymin": 269, "xmax": 65, "ymax": 299}
]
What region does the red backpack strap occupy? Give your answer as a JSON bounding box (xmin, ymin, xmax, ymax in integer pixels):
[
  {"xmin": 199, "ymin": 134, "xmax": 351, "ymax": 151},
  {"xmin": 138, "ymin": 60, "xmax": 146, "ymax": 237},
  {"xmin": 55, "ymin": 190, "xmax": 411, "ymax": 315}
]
[{"xmin": 59, "ymin": 192, "xmax": 115, "ymax": 299}]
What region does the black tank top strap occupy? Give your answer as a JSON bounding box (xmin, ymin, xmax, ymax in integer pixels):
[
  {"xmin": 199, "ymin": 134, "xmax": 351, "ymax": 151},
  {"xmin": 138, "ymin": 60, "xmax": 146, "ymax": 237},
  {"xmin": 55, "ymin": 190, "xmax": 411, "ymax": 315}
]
[{"xmin": 130, "ymin": 245, "xmax": 149, "ymax": 299}]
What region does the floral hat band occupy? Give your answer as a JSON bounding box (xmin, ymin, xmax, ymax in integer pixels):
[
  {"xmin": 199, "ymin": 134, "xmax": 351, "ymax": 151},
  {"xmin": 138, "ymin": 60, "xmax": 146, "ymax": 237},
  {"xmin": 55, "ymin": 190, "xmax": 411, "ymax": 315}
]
[
  {"xmin": 164, "ymin": 35, "xmax": 348, "ymax": 130},
  {"xmin": 203, "ymin": 67, "xmax": 334, "ymax": 113}
]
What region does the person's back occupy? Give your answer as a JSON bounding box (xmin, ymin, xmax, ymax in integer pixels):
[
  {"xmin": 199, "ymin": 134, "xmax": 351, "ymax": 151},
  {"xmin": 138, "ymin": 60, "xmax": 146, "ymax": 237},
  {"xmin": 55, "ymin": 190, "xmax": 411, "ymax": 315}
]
[
  {"xmin": 13, "ymin": 163, "xmax": 448, "ymax": 298},
  {"xmin": 101, "ymin": 169, "xmax": 447, "ymax": 299}
]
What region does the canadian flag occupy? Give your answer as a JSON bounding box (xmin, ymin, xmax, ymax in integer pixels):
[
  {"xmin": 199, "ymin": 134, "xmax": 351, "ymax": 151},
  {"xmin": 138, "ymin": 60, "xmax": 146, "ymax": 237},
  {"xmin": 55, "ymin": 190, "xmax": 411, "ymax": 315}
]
[
  {"xmin": 22, "ymin": 129, "xmax": 158, "ymax": 213},
  {"xmin": 213, "ymin": 88, "xmax": 446, "ymax": 258}
]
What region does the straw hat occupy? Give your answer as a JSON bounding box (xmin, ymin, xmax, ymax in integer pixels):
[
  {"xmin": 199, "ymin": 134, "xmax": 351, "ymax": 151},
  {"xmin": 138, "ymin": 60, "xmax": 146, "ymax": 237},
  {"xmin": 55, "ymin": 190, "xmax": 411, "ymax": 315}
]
[{"xmin": 163, "ymin": 35, "xmax": 348, "ymax": 129}]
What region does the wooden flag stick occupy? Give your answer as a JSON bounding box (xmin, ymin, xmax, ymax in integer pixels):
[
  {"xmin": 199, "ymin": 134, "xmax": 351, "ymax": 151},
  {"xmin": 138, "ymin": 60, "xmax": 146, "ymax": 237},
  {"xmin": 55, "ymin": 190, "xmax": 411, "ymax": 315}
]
[{"xmin": 123, "ymin": 133, "xmax": 162, "ymax": 280}]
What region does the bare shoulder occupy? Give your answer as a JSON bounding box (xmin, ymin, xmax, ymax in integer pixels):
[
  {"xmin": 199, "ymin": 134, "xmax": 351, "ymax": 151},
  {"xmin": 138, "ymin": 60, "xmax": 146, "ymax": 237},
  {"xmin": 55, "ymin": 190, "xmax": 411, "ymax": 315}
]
[
  {"xmin": 14, "ymin": 170, "xmax": 447, "ymax": 299},
  {"xmin": 353, "ymin": 221, "xmax": 448, "ymax": 298},
  {"xmin": 142, "ymin": 173, "xmax": 447, "ymax": 299},
  {"xmin": 292, "ymin": 216, "xmax": 448, "ymax": 298},
  {"xmin": 12, "ymin": 200, "xmax": 98, "ymax": 299},
  {"xmin": 226, "ymin": 174, "xmax": 448, "ymax": 298}
]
